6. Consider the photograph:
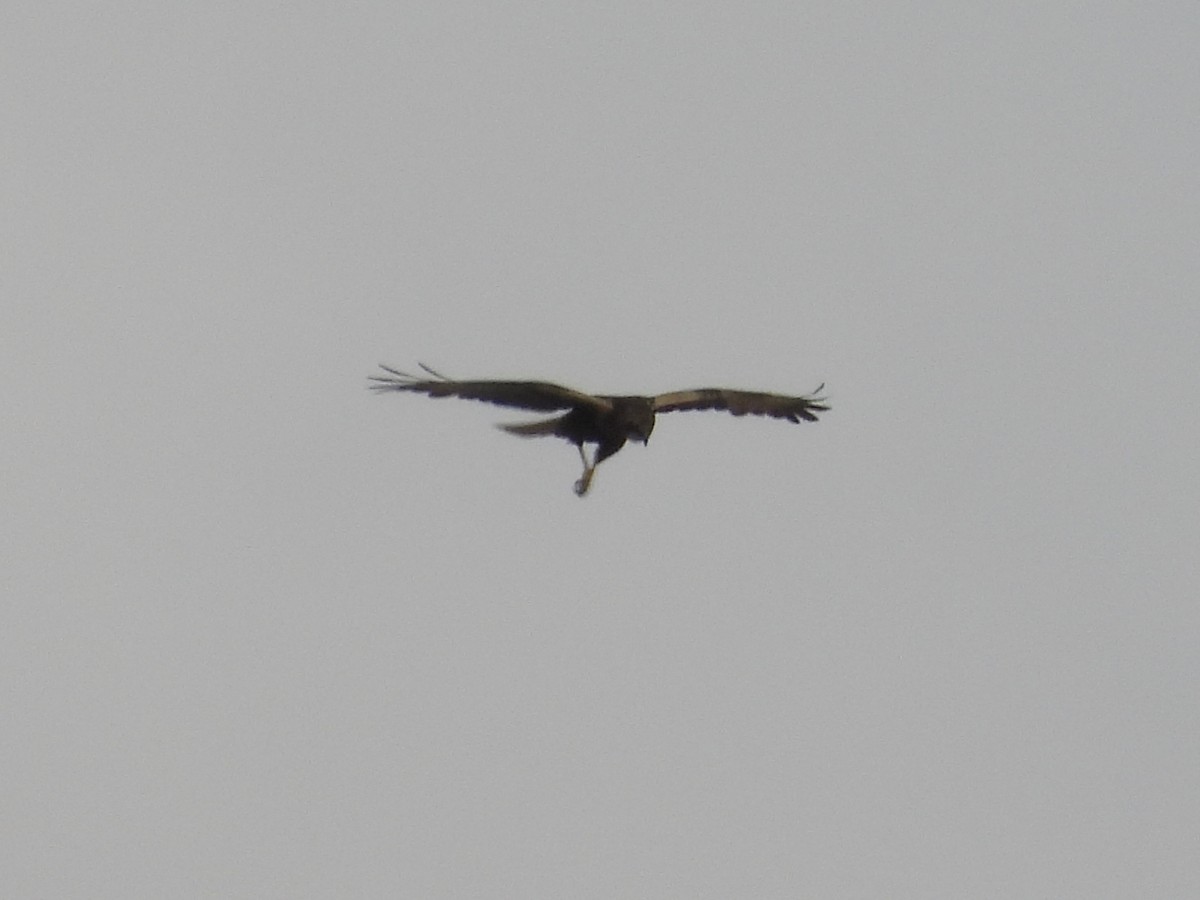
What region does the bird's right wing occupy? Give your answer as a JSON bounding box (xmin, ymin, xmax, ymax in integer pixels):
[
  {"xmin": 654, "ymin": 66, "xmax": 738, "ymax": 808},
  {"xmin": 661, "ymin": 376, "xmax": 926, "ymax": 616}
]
[
  {"xmin": 651, "ymin": 385, "xmax": 829, "ymax": 423},
  {"xmin": 369, "ymin": 364, "xmax": 611, "ymax": 412}
]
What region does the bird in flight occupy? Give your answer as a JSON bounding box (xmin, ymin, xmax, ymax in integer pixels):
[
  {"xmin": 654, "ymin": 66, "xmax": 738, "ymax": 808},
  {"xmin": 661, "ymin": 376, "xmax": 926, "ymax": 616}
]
[{"xmin": 369, "ymin": 363, "xmax": 829, "ymax": 496}]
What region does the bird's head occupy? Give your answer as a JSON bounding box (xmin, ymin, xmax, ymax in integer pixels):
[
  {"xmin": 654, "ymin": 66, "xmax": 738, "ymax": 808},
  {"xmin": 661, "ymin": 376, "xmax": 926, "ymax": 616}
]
[{"xmin": 626, "ymin": 402, "xmax": 656, "ymax": 445}]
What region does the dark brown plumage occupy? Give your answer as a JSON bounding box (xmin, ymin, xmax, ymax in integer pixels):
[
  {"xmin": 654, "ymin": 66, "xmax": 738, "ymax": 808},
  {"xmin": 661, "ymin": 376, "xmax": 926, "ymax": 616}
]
[{"xmin": 369, "ymin": 363, "xmax": 829, "ymax": 495}]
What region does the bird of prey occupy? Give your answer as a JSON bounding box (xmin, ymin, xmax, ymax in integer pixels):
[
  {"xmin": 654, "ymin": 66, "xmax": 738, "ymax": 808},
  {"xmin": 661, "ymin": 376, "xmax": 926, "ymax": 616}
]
[{"xmin": 369, "ymin": 363, "xmax": 829, "ymax": 496}]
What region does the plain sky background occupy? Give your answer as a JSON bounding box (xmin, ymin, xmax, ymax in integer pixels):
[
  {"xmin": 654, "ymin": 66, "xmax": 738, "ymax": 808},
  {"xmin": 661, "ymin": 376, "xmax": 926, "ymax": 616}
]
[{"xmin": 4, "ymin": 2, "xmax": 1198, "ymax": 897}]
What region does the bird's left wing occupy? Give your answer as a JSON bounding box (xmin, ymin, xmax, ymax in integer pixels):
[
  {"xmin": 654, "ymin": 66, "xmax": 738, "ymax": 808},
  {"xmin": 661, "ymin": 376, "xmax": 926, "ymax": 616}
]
[
  {"xmin": 369, "ymin": 364, "xmax": 610, "ymax": 412},
  {"xmin": 651, "ymin": 386, "xmax": 829, "ymax": 423}
]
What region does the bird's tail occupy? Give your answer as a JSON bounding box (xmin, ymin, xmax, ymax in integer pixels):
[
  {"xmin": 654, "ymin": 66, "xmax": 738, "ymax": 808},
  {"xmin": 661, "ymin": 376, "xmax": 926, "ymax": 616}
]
[{"xmin": 496, "ymin": 416, "xmax": 563, "ymax": 438}]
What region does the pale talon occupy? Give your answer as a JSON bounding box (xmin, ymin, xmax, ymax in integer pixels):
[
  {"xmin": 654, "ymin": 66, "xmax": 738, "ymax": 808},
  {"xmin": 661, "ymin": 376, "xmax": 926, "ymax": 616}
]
[
  {"xmin": 574, "ymin": 467, "xmax": 594, "ymax": 496},
  {"xmin": 572, "ymin": 445, "xmax": 596, "ymax": 496}
]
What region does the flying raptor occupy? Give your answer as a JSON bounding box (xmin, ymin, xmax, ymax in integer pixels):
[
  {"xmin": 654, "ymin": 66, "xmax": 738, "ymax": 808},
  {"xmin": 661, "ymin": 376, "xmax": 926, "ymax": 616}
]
[{"xmin": 369, "ymin": 363, "xmax": 829, "ymax": 496}]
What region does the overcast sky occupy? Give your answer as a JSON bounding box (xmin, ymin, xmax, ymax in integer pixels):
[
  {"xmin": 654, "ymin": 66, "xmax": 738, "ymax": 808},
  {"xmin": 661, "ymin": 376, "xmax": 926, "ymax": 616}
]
[{"xmin": 5, "ymin": 3, "xmax": 1199, "ymax": 897}]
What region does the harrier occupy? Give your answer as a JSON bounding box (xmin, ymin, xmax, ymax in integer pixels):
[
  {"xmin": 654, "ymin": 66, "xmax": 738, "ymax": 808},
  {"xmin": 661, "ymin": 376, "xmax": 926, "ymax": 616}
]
[{"xmin": 369, "ymin": 363, "xmax": 829, "ymax": 496}]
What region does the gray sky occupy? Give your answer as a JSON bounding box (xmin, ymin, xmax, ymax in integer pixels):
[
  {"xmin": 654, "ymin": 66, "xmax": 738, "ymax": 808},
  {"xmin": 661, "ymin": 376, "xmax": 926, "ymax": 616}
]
[{"xmin": 5, "ymin": 2, "xmax": 1198, "ymax": 897}]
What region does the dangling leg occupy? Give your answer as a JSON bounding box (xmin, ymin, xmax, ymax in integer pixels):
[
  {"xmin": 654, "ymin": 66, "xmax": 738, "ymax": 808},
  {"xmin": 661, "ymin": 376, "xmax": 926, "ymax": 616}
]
[
  {"xmin": 574, "ymin": 444, "xmax": 596, "ymax": 496},
  {"xmin": 574, "ymin": 439, "xmax": 625, "ymax": 496}
]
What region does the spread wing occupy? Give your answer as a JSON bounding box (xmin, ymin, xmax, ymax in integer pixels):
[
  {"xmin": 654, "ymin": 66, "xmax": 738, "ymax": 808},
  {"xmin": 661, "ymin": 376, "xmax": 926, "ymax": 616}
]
[
  {"xmin": 369, "ymin": 363, "xmax": 610, "ymax": 412},
  {"xmin": 651, "ymin": 385, "xmax": 829, "ymax": 423}
]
